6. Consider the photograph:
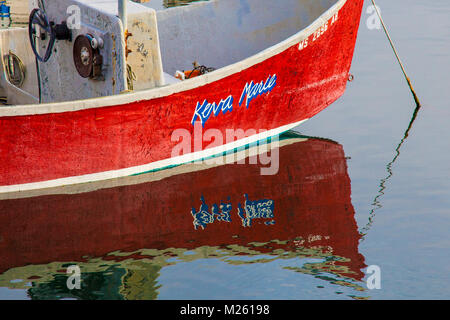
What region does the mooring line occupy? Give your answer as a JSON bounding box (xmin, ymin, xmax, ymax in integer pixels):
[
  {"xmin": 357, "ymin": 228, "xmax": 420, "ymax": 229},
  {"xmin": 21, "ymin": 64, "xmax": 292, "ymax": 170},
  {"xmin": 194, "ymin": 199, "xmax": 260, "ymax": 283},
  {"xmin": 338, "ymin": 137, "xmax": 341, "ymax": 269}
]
[
  {"xmin": 370, "ymin": 0, "xmax": 421, "ymax": 107},
  {"xmin": 359, "ymin": 2, "xmax": 423, "ymax": 240},
  {"xmin": 359, "ymin": 101, "xmax": 422, "ymax": 241}
]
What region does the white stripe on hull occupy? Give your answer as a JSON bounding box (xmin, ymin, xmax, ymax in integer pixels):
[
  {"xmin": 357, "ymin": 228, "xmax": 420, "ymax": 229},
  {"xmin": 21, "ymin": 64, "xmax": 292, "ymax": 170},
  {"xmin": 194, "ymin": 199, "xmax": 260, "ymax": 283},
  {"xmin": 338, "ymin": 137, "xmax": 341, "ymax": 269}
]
[{"xmin": 0, "ymin": 119, "xmax": 308, "ymax": 197}]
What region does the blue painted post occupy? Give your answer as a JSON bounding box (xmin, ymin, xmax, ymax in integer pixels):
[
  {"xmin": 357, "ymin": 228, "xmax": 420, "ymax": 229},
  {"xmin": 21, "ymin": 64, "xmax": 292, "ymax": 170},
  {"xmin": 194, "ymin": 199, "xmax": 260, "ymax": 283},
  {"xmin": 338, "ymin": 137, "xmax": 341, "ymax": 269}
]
[{"xmin": 0, "ymin": 1, "xmax": 11, "ymax": 28}]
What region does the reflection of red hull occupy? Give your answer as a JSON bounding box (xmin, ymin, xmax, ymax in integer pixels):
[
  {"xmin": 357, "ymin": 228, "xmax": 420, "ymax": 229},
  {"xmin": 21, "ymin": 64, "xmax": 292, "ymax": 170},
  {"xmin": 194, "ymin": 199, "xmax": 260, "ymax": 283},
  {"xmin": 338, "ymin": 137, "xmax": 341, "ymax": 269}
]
[{"xmin": 0, "ymin": 134, "xmax": 365, "ymax": 279}]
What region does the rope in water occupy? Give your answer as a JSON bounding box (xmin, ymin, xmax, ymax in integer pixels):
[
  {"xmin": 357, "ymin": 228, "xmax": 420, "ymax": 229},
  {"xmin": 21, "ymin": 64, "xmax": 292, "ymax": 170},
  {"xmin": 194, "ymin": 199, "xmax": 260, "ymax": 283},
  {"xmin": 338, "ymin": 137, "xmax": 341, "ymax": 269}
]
[
  {"xmin": 359, "ymin": 102, "xmax": 422, "ymax": 241},
  {"xmin": 359, "ymin": 2, "xmax": 423, "ymax": 240},
  {"xmin": 370, "ymin": 0, "xmax": 421, "ymax": 107}
]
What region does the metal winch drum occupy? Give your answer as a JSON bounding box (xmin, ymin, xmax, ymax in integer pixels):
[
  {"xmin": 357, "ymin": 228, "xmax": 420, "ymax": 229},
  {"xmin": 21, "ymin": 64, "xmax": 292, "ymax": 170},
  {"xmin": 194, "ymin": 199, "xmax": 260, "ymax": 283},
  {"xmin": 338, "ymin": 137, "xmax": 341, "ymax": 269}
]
[{"xmin": 73, "ymin": 34, "xmax": 103, "ymax": 79}]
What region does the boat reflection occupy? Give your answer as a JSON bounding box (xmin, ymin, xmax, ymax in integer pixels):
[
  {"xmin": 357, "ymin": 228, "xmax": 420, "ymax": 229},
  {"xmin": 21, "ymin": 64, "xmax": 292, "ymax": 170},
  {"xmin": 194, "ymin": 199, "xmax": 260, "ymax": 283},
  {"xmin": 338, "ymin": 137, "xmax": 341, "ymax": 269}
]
[{"xmin": 0, "ymin": 131, "xmax": 366, "ymax": 299}]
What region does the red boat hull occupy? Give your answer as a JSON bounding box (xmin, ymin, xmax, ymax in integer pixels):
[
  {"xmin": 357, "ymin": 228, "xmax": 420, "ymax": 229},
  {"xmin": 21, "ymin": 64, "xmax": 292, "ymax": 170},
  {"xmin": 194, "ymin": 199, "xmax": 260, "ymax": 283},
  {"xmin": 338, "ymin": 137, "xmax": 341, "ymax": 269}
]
[{"xmin": 0, "ymin": 0, "xmax": 363, "ymax": 191}]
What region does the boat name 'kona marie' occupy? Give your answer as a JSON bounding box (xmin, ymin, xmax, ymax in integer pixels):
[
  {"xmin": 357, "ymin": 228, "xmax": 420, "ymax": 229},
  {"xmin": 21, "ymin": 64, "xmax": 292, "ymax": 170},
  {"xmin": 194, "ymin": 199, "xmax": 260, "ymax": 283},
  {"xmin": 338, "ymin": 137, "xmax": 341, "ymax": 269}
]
[{"xmin": 191, "ymin": 74, "xmax": 277, "ymax": 126}]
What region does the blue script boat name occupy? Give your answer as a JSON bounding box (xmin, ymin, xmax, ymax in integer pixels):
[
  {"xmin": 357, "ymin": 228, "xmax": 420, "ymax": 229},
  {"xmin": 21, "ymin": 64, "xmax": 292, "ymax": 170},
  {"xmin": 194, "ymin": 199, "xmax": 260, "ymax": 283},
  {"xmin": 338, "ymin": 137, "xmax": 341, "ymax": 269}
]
[
  {"xmin": 191, "ymin": 96, "xmax": 234, "ymax": 127},
  {"xmin": 191, "ymin": 74, "xmax": 277, "ymax": 127},
  {"xmin": 239, "ymin": 74, "xmax": 277, "ymax": 109}
]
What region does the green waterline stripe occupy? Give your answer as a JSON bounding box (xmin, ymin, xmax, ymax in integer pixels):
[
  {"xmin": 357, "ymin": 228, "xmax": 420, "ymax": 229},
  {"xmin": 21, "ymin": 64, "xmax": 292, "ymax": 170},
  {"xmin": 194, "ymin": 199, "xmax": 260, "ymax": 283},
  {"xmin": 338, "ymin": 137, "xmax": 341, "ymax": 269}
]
[{"xmin": 130, "ymin": 131, "xmax": 303, "ymax": 177}]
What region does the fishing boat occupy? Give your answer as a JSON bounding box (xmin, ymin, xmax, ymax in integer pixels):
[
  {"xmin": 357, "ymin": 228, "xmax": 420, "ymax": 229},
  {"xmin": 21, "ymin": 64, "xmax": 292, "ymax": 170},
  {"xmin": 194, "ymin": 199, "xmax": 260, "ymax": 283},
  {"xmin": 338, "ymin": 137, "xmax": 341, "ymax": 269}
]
[
  {"xmin": 0, "ymin": 0, "xmax": 364, "ymax": 195},
  {"xmin": 0, "ymin": 132, "xmax": 365, "ymax": 292}
]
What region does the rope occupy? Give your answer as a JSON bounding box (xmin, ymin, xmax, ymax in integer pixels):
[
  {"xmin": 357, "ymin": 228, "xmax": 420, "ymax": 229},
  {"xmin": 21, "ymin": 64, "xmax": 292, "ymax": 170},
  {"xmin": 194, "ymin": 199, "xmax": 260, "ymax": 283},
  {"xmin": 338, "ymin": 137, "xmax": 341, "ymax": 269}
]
[
  {"xmin": 359, "ymin": 98, "xmax": 422, "ymax": 241},
  {"xmin": 4, "ymin": 51, "xmax": 26, "ymax": 88},
  {"xmin": 359, "ymin": 2, "xmax": 424, "ymax": 240},
  {"xmin": 186, "ymin": 61, "xmax": 215, "ymax": 79},
  {"xmin": 370, "ymin": 0, "xmax": 421, "ymax": 107},
  {"xmin": 126, "ymin": 64, "xmax": 136, "ymax": 91}
]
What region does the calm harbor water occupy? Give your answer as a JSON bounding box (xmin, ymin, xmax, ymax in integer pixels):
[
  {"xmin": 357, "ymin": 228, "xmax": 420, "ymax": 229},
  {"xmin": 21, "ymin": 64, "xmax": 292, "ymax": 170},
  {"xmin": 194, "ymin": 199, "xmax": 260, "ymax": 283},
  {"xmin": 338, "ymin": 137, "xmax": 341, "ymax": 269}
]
[{"xmin": 0, "ymin": 0, "xmax": 449, "ymax": 300}]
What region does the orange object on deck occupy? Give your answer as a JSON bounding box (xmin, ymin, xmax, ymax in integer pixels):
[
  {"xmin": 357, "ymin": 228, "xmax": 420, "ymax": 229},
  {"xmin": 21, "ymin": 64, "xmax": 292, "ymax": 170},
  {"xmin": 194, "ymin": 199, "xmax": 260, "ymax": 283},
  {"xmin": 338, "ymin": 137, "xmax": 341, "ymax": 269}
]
[
  {"xmin": 175, "ymin": 69, "xmax": 201, "ymax": 80},
  {"xmin": 175, "ymin": 61, "xmax": 216, "ymax": 80}
]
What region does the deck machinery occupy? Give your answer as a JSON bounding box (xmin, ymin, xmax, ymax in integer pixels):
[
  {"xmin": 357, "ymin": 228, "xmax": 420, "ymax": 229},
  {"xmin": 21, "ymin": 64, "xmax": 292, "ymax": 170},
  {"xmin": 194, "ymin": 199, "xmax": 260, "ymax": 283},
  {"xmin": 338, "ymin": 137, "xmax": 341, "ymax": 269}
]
[{"xmin": 2, "ymin": 0, "xmax": 164, "ymax": 103}]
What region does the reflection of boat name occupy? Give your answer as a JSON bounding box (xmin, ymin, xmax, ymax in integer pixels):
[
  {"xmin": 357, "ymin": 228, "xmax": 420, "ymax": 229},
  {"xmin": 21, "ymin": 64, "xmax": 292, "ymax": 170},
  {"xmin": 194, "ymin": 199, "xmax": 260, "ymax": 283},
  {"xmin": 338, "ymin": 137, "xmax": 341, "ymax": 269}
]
[
  {"xmin": 293, "ymin": 235, "xmax": 331, "ymax": 247},
  {"xmin": 308, "ymin": 234, "xmax": 330, "ymax": 242},
  {"xmin": 191, "ymin": 196, "xmax": 232, "ymax": 230},
  {"xmin": 191, "ymin": 194, "xmax": 275, "ymax": 230},
  {"xmin": 238, "ymin": 194, "xmax": 274, "ymax": 227}
]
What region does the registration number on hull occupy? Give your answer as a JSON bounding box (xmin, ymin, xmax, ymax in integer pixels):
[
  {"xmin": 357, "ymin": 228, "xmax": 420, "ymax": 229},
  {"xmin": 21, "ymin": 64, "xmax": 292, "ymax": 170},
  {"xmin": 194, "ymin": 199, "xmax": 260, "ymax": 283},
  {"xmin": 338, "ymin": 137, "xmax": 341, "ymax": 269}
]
[{"xmin": 298, "ymin": 11, "xmax": 339, "ymax": 51}]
